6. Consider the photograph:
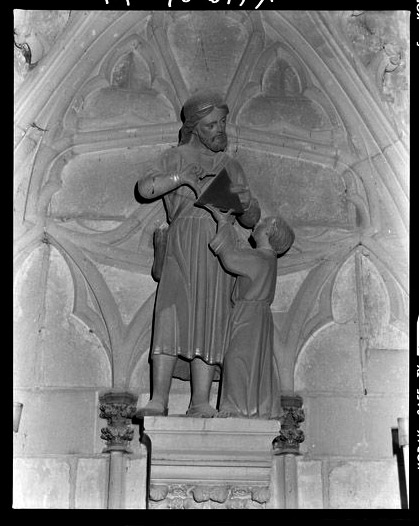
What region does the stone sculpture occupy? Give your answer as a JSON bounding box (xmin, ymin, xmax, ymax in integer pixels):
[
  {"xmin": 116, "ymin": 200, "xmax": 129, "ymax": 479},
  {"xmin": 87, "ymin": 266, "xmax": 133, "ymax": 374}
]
[
  {"xmin": 135, "ymin": 90, "xmax": 261, "ymax": 418},
  {"xmin": 207, "ymin": 205, "xmax": 294, "ymax": 419}
]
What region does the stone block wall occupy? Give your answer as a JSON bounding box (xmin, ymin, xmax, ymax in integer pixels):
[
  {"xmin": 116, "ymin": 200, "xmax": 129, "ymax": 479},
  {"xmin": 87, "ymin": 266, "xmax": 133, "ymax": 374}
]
[
  {"xmin": 13, "ymin": 392, "xmax": 146, "ymax": 509},
  {"xmin": 13, "ymin": 454, "xmax": 146, "ymax": 509},
  {"xmin": 291, "ymin": 250, "xmax": 408, "ymax": 509}
]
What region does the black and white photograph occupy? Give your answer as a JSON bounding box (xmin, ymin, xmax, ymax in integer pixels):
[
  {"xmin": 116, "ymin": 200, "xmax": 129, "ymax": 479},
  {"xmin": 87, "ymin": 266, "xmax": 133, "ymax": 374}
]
[{"xmin": 13, "ymin": 5, "xmax": 412, "ymax": 513}]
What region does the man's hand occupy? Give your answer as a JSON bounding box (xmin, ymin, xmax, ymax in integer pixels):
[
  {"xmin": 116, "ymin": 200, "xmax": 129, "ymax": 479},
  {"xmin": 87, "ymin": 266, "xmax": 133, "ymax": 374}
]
[
  {"xmin": 230, "ymin": 184, "xmax": 251, "ymax": 210},
  {"xmin": 179, "ymin": 163, "xmax": 205, "ymax": 196}
]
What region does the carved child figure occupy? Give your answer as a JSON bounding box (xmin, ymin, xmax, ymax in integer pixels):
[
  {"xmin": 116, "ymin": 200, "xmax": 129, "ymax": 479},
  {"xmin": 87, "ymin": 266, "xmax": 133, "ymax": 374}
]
[{"xmin": 207, "ymin": 205, "xmax": 295, "ymax": 419}]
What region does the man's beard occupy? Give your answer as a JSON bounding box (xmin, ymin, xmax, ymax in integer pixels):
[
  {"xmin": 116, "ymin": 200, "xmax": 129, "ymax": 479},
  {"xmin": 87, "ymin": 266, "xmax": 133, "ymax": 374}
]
[{"xmin": 198, "ymin": 132, "xmax": 228, "ymax": 152}]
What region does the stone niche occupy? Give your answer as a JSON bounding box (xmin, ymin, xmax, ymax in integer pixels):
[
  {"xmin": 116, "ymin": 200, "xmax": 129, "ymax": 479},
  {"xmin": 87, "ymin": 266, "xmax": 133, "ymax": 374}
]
[
  {"xmin": 166, "ymin": 11, "xmax": 250, "ymax": 94},
  {"xmin": 238, "ymin": 58, "xmax": 332, "ymax": 132},
  {"xmin": 14, "ymin": 10, "xmax": 408, "ymax": 510},
  {"xmin": 77, "ymin": 52, "xmax": 177, "ymax": 132}
]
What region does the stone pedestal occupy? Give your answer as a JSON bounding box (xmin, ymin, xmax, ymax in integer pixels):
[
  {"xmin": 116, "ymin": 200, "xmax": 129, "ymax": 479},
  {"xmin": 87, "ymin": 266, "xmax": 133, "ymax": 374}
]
[{"xmin": 140, "ymin": 416, "xmax": 280, "ymax": 509}]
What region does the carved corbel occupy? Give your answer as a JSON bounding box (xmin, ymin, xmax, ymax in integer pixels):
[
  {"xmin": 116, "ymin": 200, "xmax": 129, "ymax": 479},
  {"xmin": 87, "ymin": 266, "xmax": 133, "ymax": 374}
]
[
  {"xmin": 272, "ymin": 395, "xmax": 305, "ymax": 455},
  {"xmin": 99, "ymin": 391, "xmax": 137, "ymax": 452}
]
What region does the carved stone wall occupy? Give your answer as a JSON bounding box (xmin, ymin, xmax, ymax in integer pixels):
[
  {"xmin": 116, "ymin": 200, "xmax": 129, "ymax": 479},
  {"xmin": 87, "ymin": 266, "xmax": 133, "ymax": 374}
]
[
  {"xmin": 149, "ymin": 484, "xmax": 270, "ymax": 509},
  {"xmin": 14, "ymin": 10, "xmax": 408, "ymax": 509}
]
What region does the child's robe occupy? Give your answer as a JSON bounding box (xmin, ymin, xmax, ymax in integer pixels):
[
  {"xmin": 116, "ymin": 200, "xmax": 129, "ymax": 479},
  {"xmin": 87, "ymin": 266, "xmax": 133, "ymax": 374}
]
[{"xmin": 210, "ymin": 221, "xmax": 281, "ymax": 419}]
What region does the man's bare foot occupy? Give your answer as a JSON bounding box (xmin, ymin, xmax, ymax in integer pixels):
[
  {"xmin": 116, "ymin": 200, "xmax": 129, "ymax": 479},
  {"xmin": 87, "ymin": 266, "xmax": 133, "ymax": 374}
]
[
  {"xmin": 134, "ymin": 400, "xmax": 168, "ymax": 418},
  {"xmin": 186, "ymin": 403, "xmax": 218, "ymax": 418}
]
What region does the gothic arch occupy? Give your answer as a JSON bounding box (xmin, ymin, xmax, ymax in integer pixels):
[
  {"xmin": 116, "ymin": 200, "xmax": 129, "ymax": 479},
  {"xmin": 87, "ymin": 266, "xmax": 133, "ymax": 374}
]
[{"xmin": 14, "ymin": 10, "xmax": 408, "ymax": 392}]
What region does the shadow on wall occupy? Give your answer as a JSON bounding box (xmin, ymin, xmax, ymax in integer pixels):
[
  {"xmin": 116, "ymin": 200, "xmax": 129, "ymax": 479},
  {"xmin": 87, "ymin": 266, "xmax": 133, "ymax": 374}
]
[{"xmin": 391, "ymin": 426, "xmax": 408, "ymax": 509}]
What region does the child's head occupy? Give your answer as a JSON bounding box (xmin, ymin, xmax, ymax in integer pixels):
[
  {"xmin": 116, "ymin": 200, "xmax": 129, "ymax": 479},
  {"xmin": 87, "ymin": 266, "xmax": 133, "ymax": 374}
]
[{"xmin": 253, "ymin": 216, "xmax": 295, "ymax": 255}]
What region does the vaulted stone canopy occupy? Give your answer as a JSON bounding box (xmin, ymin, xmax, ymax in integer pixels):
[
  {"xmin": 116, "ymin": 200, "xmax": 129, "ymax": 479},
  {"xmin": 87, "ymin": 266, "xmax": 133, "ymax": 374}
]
[
  {"xmin": 14, "ymin": 9, "xmax": 408, "ymax": 391},
  {"xmin": 14, "ymin": 10, "xmax": 408, "ymax": 509}
]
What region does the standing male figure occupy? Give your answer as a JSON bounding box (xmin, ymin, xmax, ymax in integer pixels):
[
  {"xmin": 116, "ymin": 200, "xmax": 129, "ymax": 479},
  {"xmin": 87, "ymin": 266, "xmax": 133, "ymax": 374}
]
[{"xmin": 135, "ymin": 90, "xmax": 261, "ymax": 418}]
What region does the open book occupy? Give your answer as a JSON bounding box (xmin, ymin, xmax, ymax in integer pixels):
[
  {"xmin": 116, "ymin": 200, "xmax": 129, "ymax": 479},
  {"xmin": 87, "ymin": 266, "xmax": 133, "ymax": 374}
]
[{"xmin": 194, "ymin": 167, "xmax": 244, "ymax": 214}]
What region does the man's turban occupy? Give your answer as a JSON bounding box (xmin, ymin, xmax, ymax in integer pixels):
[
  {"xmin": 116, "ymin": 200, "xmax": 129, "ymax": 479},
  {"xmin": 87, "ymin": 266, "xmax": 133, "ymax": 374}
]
[{"xmin": 179, "ymin": 90, "xmax": 229, "ymax": 145}]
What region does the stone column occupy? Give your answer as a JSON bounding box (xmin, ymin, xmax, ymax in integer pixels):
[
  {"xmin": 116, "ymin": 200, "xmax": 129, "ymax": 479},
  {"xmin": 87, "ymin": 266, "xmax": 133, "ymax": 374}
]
[
  {"xmin": 99, "ymin": 391, "xmax": 138, "ymax": 509},
  {"xmin": 271, "ymin": 395, "xmax": 305, "ymax": 509}
]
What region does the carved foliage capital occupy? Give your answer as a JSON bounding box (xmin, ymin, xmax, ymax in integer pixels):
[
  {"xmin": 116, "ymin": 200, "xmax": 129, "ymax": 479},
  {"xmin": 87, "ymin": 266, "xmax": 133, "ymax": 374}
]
[
  {"xmin": 273, "ymin": 395, "xmax": 305, "ymax": 455},
  {"xmin": 99, "ymin": 391, "xmax": 137, "ymax": 452},
  {"xmin": 99, "ymin": 402, "xmax": 137, "ymax": 420}
]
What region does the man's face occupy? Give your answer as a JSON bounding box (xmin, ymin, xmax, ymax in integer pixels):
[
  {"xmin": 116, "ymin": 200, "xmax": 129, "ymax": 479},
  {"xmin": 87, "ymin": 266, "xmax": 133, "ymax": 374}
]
[{"xmin": 195, "ymin": 108, "xmax": 228, "ymax": 152}]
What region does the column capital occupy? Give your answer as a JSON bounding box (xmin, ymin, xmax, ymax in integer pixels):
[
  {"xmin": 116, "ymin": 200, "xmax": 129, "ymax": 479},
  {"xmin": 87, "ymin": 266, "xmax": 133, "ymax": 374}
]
[
  {"xmin": 99, "ymin": 391, "xmax": 137, "ymax": 453},
  {"xmin": 272, "ymin": 395, "xmax": 305, "ymax": 455}
]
